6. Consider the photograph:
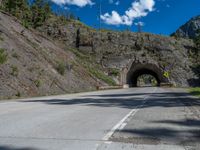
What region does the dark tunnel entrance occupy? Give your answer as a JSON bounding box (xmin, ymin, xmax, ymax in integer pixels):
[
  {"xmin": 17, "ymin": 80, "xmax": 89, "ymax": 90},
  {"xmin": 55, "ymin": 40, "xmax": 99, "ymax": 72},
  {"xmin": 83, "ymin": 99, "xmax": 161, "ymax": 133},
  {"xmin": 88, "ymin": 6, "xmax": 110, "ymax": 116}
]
[
  {"xmin": 126, "ymin": 63, "xmax": 166, "ymax": 87},
  {"xmin": 130, "ymin": 69, "xmax": 161, "ymax": 87}
]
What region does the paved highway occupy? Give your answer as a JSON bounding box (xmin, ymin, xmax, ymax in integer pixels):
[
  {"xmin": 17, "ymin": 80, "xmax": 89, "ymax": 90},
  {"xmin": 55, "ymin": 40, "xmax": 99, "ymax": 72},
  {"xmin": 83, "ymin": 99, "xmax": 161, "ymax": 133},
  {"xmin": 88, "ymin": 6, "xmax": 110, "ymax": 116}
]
[{"xmin": 0, "ymin": 87, "xmax": 199, "ymax": 150}]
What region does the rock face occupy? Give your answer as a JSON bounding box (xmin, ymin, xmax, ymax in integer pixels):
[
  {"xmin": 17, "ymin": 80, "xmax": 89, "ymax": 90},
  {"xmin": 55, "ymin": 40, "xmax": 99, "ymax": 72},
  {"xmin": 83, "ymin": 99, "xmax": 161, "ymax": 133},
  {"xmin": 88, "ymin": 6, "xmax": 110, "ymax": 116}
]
[
  {"xmin": 80, "ymin": 31, "xmax": 198, "ymax": 87},
  {"xmin": 172, "ymin": 15, "xmax": 200, "ymax": 39},
  {"xmin": 0, "ymin": 11, "xmax": 199, "ymax": 100},
  {"xmin": 38, "ymin": 16, "xmax": 200, "ymax": 87}
]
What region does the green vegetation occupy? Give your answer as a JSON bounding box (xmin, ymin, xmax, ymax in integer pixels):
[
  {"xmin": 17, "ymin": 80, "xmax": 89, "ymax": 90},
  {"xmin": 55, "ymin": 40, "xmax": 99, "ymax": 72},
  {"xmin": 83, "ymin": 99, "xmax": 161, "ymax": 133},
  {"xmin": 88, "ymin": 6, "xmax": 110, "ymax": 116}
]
[
  {"xmin": 69, "ymin": 48, "xmax": 90, "ymax": 60},
  {"xmin": 56, "ymin": 61, "xmax": 66, "ymax": 75},
  {"xmin": 31, "ymin": 0, "xmax": 51, "ymax": 28},
  {"xmin": 0, "ymin": 48, "xmax": 8, "ymax": 64},
  {"xmin": 189, "ymin": 87, "xmax": 200, "ymax": 98},
  {"xmin": 137, "ymin": 74, "xmax": 158, "ymax": 87},
  {"xmin": 10, "ymin": 65, "xmax": 19, "ymax": 76},
  {"xmin": 0, "ymin": 0, "xmax": 116, "ymax": 86},
  {"xmin": 109, "ymin": 68, "xmax": 120, "ymax": 77},
  {"xmin": 69, "ymin": 48, "xmax": 116, "ymax": 86},
  {"xmin": 1, "ymin": 0, "xmax": 51, "ymax": 28},
  {"xmin": 87, "ymin": 66, "xmax": 116, "ymax": 86},
  {"xmin": 1, "ymin": 0, "xmax": 80, "ymax": 29},
  {"xmin": 0, "ymin": 35, "xmax": 3, "ymax": 41},
  {"xmin": 15, "ymin": 91, "xmax": 21, "ymax": 97},
  {"xmin": 194, "ymin": 29, "xmax": 200, "ymax": 48},
  {"xmin": 34, "ymin": 79, "xmax": 41, "ymax": 87},
  {"xmin": 12, "ymin": 52, "xmax": 20, "ymax": 59},
  {"xmin": 1, "ymin": 0, "xmax": 32, "ymax": 27}
]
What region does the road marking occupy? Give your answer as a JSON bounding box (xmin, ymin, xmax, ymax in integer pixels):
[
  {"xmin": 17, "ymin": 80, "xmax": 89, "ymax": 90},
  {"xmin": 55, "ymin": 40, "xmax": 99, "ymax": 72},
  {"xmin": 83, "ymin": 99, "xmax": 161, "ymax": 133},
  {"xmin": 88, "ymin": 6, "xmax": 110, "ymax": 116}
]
[{"xmin": 102, "ymin": 87, "xmax": 157, "ymax": 141}]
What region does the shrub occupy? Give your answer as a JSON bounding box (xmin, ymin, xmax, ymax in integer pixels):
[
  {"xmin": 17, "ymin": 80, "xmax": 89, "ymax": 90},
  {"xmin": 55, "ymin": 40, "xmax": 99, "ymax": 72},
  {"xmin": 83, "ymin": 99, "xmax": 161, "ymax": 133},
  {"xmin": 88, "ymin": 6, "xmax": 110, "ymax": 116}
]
[
  {"xmin": 10, "ymin": 65, "xmax": 19, "ymax": 76},
  {"xmin": 0, "ymin": 36, "xmax": 3, "ymax": 41},
  {"xmin": 109, "ymin": 68, "xmax": 120, "ymax": 76},
  {"xmin": 0, "ymin": 48, "xmax": 8, "ymax": 64},
  {"xmin": 34, "ymin": 79, "xmax": 41, "ymax": 87},
  {"xmin": 88, "ymin": 67, "xmax": 116, "ymax": 86},
  {"xmin": 16, "ymin": 91, "xmax": 21, "ymax": 97},
  {"xmin": 12, "ymin": 52, "xmax": 20, "ymax": 59},
  {"xmin": 189, "ymin": 87, "xmax": 200, "ymax": 98},
  {"xmin": 56, "ymin": 62, "xmax": 66, "ymax": 75}
]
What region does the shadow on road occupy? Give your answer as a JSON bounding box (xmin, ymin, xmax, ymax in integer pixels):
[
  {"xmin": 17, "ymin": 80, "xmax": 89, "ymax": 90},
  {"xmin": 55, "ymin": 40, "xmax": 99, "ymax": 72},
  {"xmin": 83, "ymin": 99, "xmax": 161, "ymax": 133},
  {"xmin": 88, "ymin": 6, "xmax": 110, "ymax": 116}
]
[
  {"xmin": 20, "ymin": 90, "xmax": 200, "ymax": 146},
  {"xmin": 116, "ymin": 127, "xmax": 200, "ymax": 145},
  {"xmin": 151, "ymin": 119, "xmax": 200, "ymax": 127},
  {"xmin": 0, "ymin": 146, "xmax": 38, "ymax": 150},
  {"xmin": 21, "ymin": 92, "xmax": 200, "ymax": 109},
  {"xmin": 112, "ymin": 119, "xmax": 200, "ymax": 145}
]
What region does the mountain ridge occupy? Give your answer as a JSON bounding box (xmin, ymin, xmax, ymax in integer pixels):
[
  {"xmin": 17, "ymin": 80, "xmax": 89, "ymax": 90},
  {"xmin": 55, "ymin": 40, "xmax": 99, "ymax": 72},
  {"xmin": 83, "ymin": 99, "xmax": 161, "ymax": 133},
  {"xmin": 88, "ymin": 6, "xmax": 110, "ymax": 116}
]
[{"xmin": 172, "ymin": 15, "xmax": 200, "ymax": 39}]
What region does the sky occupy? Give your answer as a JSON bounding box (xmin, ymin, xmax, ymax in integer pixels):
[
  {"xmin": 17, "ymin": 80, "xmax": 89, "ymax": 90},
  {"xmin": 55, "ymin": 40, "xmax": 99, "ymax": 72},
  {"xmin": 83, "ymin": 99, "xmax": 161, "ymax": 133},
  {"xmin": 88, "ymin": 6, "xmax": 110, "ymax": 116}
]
[{"xmin": 50, "ymin": 0, "xmax": 200, "ymax": 35}]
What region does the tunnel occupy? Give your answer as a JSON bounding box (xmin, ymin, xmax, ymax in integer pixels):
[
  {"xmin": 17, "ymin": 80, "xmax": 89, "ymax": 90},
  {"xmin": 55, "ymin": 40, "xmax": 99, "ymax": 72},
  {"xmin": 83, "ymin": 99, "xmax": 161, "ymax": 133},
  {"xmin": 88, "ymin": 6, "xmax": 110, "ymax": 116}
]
[{"xmin": 126, "ymin": 63, "xmax": 166, "ymax": 87}]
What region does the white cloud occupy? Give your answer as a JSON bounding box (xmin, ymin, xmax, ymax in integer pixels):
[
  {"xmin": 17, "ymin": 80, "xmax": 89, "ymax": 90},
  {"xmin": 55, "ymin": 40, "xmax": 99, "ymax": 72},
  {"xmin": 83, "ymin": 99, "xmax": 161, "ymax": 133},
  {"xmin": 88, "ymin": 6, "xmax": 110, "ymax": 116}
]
[
  {"xmin": 51, "ymin": 0, "xmax": 94, "ymax": 7},
  {"xmin": 135, "ymin": 21, "xmax": 145, "ymax": 26},
  {"xmin": 101, "ymin": 11, "xmax": 124, "ymax": 25},
  {"xmin": 101, "ymin": 0, "xmax": 155, "ymax": 26}
]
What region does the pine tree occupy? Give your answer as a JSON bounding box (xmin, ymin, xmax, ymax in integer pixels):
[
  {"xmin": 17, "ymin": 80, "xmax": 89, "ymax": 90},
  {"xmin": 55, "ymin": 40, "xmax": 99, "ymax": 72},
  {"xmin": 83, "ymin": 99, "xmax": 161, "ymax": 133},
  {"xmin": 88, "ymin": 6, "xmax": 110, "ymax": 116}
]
[
  {"xmin": 194, "ymin": 29, "xmax": 200, "ymax": 48},
  {"xmin": 31, "ymin": 0, "xmax": 51, "ymax": 28},
  {"xmin": 3, "ymin": 0, "xmax": 15, "ymax": 13},
  {"xmin": 2, "ymin": 0, "xmax": 30, "ymax": 21}
]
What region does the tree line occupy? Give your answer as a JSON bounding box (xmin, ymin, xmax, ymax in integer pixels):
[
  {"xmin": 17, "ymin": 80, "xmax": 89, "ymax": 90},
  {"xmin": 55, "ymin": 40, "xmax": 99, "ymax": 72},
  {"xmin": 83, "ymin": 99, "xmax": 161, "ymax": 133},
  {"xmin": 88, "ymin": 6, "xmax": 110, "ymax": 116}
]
[{"xmin": 0, "ymin": 0, "xmax": 79, "ymax": 28}]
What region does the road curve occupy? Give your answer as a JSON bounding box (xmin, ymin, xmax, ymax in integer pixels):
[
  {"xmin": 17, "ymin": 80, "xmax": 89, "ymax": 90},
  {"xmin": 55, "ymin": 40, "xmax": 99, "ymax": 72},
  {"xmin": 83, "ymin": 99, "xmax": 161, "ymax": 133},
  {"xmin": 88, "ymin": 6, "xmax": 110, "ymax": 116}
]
[{"xmin": 0, "ymin": 87, "xmax": 199, "ymax": 150}]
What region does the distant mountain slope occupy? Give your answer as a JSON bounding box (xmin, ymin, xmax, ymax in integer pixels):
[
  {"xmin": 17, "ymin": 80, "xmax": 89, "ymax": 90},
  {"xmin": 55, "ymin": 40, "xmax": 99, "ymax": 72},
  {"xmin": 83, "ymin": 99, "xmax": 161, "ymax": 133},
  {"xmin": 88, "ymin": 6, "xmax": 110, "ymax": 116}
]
[{"xmin": 172, "ymin": 15, "xmax": 200, "ymax": 39}]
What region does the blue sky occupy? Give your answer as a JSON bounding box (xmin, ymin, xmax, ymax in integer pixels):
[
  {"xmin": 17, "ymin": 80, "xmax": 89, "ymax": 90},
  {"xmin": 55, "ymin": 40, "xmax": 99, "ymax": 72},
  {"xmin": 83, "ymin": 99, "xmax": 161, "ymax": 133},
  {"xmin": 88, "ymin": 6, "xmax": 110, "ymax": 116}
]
[{"xmin": 51, "ymin": 0, "xmax": 200, "ymax": 35}]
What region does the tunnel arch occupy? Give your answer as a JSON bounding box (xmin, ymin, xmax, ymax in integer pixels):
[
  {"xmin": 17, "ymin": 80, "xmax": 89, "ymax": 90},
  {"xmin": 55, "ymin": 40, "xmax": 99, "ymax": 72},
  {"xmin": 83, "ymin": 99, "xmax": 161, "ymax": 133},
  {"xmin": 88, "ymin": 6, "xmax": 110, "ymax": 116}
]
[{"xmin": 126, "ymin": 63, "xmax": 167, "ymax": 87}]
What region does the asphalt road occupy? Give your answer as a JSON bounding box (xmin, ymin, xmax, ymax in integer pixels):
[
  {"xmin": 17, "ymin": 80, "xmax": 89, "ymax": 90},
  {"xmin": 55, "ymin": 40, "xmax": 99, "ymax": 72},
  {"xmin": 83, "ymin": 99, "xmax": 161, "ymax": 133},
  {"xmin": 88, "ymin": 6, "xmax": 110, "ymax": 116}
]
[{"xmin": 0, "ymin": 87, "xmax": 199, "ymax": 150}]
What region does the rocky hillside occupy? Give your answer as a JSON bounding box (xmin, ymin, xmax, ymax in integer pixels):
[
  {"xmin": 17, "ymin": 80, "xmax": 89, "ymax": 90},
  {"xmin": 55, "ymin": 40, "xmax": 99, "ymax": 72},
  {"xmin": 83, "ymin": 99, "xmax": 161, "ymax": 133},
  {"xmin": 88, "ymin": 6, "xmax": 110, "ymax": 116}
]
[
  {"xmin": 0, "ymin": 5, "xmax": 199, "ymax": 99},
  {"xmin": 172, "ymin": 15, "xmax": 200, "ymax": 39},
  {"xmin": 0, "ymin": 11, "xmax": 115, "ymax": 99},
  {"xmin": 37, "ymin": 13, "xmax": 199, "ymax": 87}
]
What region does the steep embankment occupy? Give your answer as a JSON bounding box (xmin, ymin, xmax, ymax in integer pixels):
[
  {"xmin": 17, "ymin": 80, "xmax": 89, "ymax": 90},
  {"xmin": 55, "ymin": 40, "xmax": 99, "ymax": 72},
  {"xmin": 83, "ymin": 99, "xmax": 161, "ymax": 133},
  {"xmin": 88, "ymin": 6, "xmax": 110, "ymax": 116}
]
[
  {"xmin": 0, "ymin": 9, "xmax": 199, "ymax": 99},
  {"xmin": 0, "ymin": 11, "xmax": 110, "ymax": 99}
]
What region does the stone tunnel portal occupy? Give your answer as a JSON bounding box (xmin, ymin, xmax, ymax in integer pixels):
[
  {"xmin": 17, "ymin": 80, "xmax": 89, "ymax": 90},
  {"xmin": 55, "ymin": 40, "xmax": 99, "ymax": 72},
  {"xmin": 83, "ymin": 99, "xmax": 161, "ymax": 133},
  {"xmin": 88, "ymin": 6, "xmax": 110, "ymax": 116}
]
[{"xmin": 126, "ymin": 63, "xmax": 167, "ymax": 87}]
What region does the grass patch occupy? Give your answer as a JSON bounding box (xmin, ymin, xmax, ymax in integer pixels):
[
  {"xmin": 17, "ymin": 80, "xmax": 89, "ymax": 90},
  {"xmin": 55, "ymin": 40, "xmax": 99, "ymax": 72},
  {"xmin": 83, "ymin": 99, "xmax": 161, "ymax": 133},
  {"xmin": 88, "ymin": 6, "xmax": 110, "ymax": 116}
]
[
  {"xmin": 69, "ymin": 48, "xmax": 90, "ymax": 60},
  {"xmin": 10, "ymin": 65, "xmax": 19, "ymax": 77},
  {"xmin": 56, "ymin": 61, "xmax": 66, "ymax": 75},
  {"xmin": 69, "ymin": 48, "xmax": 116, "ymax": 86},
  {"xmin": 15, "ymin": 91, "xmax": 21, "ymax": 97},
  {"xmin": 189, "ymin": 87, "xmax": 200, "ymax": 98},
  {"xmin": 87, "ymin": 66, "xmax": 116, "ymax": 86},
  {"xmin": 12, "ymin": 52, "xmax": 20, "ymax": 59},
  {"xmin": 0, "ymin": 36, "xmax": 3, "ymax": 41},
  {"xmin": 34, "ymin": 79, "xmax": 41, "ymax": 88},
  {"xmin": 109, "ymin": 68, "xmax": 120, "ymax": 76},
  {"xmin": 0, "ymin": 48, "xmax": 8, "ymax": 64}
]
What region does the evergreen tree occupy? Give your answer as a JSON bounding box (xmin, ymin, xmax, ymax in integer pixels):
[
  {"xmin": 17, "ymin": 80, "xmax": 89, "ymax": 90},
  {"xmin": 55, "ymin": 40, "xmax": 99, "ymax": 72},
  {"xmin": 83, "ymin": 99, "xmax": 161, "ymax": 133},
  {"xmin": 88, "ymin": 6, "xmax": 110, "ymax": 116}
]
[
  {"xmin": 31, "ymin": 0, "xmax": 51, "ymax": 28},
  {"xmin": 194, "ymin": 29, "xmax": 200, "ymax": 48},
  {"xmin": 2, "ymin": 0, "xmax": 30, "ymax": 21}
]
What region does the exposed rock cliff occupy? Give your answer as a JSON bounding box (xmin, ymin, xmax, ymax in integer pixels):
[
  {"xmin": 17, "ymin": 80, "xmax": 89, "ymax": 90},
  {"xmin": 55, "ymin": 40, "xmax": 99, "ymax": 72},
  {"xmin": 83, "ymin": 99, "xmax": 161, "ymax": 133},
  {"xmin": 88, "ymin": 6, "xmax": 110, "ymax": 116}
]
[
  {"xmin": 38, "ymin": 16, "xmax": 199, "ymax": 87},
  {"xmin": 172, "ymin": 15, "xmax": 200, "ymax": 39},
  {"xmin": 0, "ymin": 10, "xmax": 200, "ymax": 100}
]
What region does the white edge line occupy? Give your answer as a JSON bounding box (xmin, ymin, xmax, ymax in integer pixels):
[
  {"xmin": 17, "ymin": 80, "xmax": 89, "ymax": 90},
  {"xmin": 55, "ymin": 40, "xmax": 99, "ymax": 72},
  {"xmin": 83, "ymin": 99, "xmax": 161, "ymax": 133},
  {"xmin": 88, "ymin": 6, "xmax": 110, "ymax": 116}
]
[{"xmin": 102, "ymin": 87, "xmax": 157, "ymax": 141}]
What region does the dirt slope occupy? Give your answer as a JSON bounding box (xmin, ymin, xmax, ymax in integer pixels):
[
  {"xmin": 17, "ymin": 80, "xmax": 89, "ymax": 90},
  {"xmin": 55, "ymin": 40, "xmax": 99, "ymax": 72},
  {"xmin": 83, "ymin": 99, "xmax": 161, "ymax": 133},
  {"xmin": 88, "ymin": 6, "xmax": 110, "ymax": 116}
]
[{"xmin": 0, "ymin": 11, "xmax": 99, "ymax": 99}]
